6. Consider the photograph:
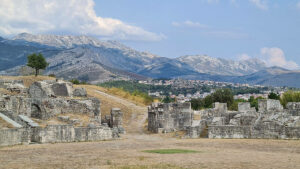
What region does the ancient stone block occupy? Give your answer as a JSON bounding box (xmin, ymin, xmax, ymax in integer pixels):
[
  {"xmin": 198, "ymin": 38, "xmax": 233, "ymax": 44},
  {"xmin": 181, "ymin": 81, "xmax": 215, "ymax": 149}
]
[
  {"xmin": 73, "ymin": 88, "xmax": 87, "ymax": 97},
  {"xmin": 258, "ymin": 99, "xmax": 283, "ymax": 112},
  {"xmin": 148, "ymin": 102, "xmax": 193, "ymax": 133},
  {"xmin": 110, "ymin": 108, "xmax": 125, "ymax": 134}
]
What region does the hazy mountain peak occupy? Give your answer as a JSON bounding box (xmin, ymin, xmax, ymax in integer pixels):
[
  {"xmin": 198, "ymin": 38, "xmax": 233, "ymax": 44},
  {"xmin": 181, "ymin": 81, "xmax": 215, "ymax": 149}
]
[{"xmin": 177, "ymin": 54, "xmax": 266, "ymax": 76}]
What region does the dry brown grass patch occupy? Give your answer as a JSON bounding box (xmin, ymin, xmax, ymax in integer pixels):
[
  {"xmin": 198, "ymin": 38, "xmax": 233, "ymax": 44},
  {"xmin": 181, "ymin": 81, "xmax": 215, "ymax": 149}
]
[
  {"xmin": 0, "ymin": 75, "xmax": 55, "ymax": 87},
  {"xmin": 0, "ymin": 117, "xmax": 14, "ymax": 128}
]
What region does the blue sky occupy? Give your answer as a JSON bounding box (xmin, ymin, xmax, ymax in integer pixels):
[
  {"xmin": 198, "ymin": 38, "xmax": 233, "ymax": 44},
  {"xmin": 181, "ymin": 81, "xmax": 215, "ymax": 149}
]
[
  {"xmin": 0, "ymin": 0, "xmax": 300, "ymax": 69},
  {"xmin": 94, "ymin": 0, "xmax": 300, "ymax": 65}
]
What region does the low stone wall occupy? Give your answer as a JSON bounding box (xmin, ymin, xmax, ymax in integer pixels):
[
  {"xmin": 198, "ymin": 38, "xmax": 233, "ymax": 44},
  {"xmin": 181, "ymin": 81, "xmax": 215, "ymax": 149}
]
[
  {"xmin": 208, "ymin": 126, "xmax": 251, "ymax": 139},
  {"xmin": 208, "ymin": 125, "xmax": 300, "ymax": 139},
  {"xmin": 0, "ymin": 128, "xmax": 29, "ymax": 146},
  {"xmin": 31, "ymin": 125, "xmax": 116, "ymax": 143}
]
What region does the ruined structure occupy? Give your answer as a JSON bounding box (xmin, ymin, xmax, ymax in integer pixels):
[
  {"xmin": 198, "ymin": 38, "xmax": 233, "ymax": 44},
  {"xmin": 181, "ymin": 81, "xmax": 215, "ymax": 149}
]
[
  {"xmin": 148, "ymin": 100, "xmax": 300, "ymax": 139},
  {"xmin": 0, "ymin": 79, "xmax": 124, "ymax": 146},
  {"xmin": 148, "ymin": 102, "xmax": 193, "ymax": 133}
]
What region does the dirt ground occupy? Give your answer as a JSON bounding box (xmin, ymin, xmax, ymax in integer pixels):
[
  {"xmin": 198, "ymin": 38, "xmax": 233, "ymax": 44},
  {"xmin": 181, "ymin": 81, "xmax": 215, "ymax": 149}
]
[
  {"xmin": 0, "ymin": 134, "xmax": 299, "ymax": 169},
  {"xmin": 0, "ymin": 78, "xmax": 300, "ymax": 169}
]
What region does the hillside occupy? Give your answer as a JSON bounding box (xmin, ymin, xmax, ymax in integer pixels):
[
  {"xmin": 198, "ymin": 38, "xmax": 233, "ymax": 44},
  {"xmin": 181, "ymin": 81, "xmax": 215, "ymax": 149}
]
[{"xmin": 1, "ymin": 33, "xmax": 300, "ymax": 87}]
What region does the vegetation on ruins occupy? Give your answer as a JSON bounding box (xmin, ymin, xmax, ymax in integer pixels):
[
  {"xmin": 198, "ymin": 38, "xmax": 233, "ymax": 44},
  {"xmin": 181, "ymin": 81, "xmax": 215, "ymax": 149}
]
[
  {"xmin": 27, "ymin": 53, "xmax": 48, "ymax": 77},
  {"xmin": 191, "ymin": 89, "xmax": 234, "ymax": 110},
  {"xmin": 70, "ymin": 79, "xmax": 87, "ymax": 85},
  {"xmin": 161, "ymin": 96, "xmax": 175, "ymax": 103},
  {"xmin": 280, "ymin": 90, "xmax": 300, "ymax": 108},
  {"xmin": 268, "ymin": 92, "xmax": 280, "ymax": 100}
]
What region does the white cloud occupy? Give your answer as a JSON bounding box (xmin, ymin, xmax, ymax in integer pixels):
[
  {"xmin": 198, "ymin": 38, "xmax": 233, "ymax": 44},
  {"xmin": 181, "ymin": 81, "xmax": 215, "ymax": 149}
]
[
  {"xmin": 249, "ymin": 0, "xmax": 268, "ymax": 10},
  {"xmin": 0, "ymin": 0, "xmax": 165, "ymax": 41},
  {"xmin": 297, "ymin": 1, "xmax": 300, "ymax": 9},
  {"xmin": 172, "ymin": 21, "xmax": 209, "ymax": 29},
  {"xmin": 260, "ymin": 47, "xmax": 299, "ymax": 70}
]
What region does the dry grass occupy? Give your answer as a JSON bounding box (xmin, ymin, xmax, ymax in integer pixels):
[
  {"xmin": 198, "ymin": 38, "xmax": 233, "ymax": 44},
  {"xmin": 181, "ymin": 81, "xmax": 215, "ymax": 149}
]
[
  {"xmin": 0, "ymin": 136, "xmax": 299, "ymax": 169},
  {"xmin": 77, "ymin": 85, "xmax": 148, "ymax": 106},
  {"xmin": 77, "ymin": 85, "xmax": 141, "ymax": 120},
  {"xmin": 32, "ymin": 113, "xmax": 92, "ymax": 128},
  {"xmin": 0, "ymin": 117, "xmax": 14, "ymax": 128},
  {"xmin": 0, "ymin": 88, "xmax": 13, "ymax": 96},
  {"xmin": 0, "ymin": 75, "xmax": 55, "ymax": 87}
]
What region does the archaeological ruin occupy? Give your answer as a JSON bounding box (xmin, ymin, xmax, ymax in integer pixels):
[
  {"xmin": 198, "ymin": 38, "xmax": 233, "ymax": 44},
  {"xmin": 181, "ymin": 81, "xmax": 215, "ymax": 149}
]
[
  {"xmin": 0, "ymin": 79, "xmax": 124, "ymax": 146},
  {"xmin": 148, "ymin": 100, "xmax": 300, "ymax": 139}
]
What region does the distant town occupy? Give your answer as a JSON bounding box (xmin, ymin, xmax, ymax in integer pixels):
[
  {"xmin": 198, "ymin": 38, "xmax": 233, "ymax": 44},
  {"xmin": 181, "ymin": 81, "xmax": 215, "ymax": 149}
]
[{"xmin": 137, "ymin": 79, "xmax": 291, "ymax": 103}]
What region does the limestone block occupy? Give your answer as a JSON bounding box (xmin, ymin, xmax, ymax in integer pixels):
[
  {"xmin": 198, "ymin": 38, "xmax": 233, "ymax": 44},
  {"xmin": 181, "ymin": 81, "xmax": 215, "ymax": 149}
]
[
  {"xmin": 73, "ymin": 88, "xmax": 87, "ymax": 97},
  {"xmin": 58, "ymin": 116, "xmax": 70, "ymax": 122},
  {"xmin": 258, "ymin": 99, "xmax": 283, "ymax": 112},
  {"xmin": 211, "ymin": 117, "xmax": 226, "ymax": 126}
]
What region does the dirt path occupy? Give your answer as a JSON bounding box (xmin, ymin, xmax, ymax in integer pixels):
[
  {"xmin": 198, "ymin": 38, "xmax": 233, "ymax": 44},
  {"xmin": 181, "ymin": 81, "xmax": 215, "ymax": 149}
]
[{"xmin": 93, "ymin": 90, "xmax": 148, "ymax": 134}]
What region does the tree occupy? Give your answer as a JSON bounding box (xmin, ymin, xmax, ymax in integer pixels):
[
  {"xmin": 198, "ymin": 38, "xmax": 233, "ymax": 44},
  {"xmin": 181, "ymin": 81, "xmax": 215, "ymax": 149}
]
[
  {"xmin": 212, "ymin": 89, "xmax": 234, "ymax": 107},
  {"xmin": 268, "ymin": 92, "xmax": 280, "ymax": 100},
  {"xmin": 27, "ymin": 53, "xmax": 48, "ymax": 76}
]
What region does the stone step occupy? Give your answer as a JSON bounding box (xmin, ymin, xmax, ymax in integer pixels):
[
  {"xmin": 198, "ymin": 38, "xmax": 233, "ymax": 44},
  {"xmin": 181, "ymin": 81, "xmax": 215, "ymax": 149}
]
[
  {"xmin": 18, "ymin": 115, "xmax": 39, "ymax": 127},
  {"xmin": 0, "ymin": 113, "xmax": 22, "ymax": 128}
]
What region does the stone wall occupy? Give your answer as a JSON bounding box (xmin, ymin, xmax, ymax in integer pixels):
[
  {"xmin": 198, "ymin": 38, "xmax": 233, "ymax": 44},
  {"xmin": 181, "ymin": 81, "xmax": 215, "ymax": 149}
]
[
  {"xmin": 187, "ymin": 99, "xmax": 300, "ymax": 139},
  {"xmin": 31, "ymin": 125, "xmax": 116, "ymax": 143},
  {"xmin": 208, "ymin": 125, "xmax": 300, "ymax": 139},
  {"xmin": 148, "ymin": 102, "xmax": 193, "ymax": 133},
  {"xmin": 0, "ymin": 128, "xmax": 29, "ymax": 146},
  {"xmin": 258, "ymin": 99, "xmax": 283, "ymax": 113}
]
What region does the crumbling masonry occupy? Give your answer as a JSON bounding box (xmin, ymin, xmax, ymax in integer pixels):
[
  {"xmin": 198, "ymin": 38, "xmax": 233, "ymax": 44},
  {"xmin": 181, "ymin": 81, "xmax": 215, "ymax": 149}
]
[
  {"xmin": 0, "ymin": 79, "xmax": 124, "ymax": 146},
  {"xmin": 148, "ymin": 100, "xmax": 300, "ymax": 139}
]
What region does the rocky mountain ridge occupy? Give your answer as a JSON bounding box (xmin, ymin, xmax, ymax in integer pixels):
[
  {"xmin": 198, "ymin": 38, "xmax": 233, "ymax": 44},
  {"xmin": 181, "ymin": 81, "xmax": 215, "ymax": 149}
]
[{"xmin": 1, "ymin": 33, "xmax": 300, "ymax": 87}]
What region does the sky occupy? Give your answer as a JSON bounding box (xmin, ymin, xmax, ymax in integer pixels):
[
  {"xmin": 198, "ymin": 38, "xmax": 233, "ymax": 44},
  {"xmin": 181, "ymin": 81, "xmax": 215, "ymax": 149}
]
[{"xmin": 0, "ymin": 0, "xmax": 300, "ymax": 69}]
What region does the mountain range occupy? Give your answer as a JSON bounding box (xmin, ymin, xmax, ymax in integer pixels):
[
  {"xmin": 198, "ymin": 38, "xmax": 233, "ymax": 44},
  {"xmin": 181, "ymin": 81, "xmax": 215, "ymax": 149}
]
[{"xmin": 1, "ymin": 33, "xmax": 300, "ymax": 87}]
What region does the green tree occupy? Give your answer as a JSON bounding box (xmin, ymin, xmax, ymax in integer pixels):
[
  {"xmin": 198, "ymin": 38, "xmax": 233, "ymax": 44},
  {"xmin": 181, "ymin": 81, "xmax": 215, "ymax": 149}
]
[
  {"xmin": 27, "ymin": 53, "xmax": 48, "ymax": 76},
  {"xmin": 249, "ymin": 96, "xmax": 264, "ymax": 111},
  {"xmin": 162, "ymin": 96, "xmax": 175, "ymax": 103},
  {"xmin": 268, "ymin": 92, "xmax": 280, "ymax": 100},
  {"xmin": 212, "ymin": 89, "xmax": 234, "ymax": 107},
  {"xmin": 229, "ymin": 99, "xmax": 246, "ymax": 111}
]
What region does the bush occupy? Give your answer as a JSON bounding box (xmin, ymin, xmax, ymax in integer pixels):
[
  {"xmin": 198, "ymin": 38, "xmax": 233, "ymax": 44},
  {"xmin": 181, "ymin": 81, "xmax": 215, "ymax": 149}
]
[
  {"xmin": 48, "ymin": 74, "xmax": 56, "ymax": 78},
  {"xmin": 191, "ymin": 89, "xmax": 234, "ymax": 110},
  {"xmin": 280, "ymin": 90, "xmax": 300, "ymax": 108},
  {"xmin": 268, "ymin": 92, "xmax": 280, "ymax": 100},
  {"xmin": 70, "ymin": 79, "xmax": 80, "ymax": 85},
  {"xmin": 229, "ymin": 99, "xmax": 247, "ymax": 111}
]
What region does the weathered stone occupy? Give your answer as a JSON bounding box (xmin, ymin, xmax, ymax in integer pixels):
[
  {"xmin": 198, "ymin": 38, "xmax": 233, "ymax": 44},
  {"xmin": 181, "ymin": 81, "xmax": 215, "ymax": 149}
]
[
  {"xmin": 149, "ymin": 100, "xmax": 300, "ymax": 139},
  {"xmin": 110, "ymin": 108, "xmax": 125, "ymax": 134},
  {"xmin": 73, "ymin": 88, "xmax": 87, "ymax": 97},
  {"xmin": 258, "ymin": 99, "xmax": 283, "ymax": 112},
  {"xmin": 148, "ymin": 102, "xmax": 193, "ymax": 133},
  {"xmin": 58, "ymin": 116, "xmax": 70, "ymax": 122}
]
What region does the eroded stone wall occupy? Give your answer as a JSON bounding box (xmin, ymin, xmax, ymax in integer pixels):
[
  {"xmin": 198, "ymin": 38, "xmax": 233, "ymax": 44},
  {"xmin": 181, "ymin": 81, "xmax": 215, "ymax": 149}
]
[{"xmin": 148, "ymin": 102, "xmax": 193, "ymax": 133}]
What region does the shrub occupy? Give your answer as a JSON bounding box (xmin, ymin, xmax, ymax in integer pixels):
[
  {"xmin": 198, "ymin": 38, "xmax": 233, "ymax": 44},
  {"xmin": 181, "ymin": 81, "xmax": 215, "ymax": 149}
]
[{"xmin": 280, "ymin": 90, "xmax": 300, "ymax": 108}]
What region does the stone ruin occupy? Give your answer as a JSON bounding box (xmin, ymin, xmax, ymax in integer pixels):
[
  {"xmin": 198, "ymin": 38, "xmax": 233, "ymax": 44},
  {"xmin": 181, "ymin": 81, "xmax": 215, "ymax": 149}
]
[
  {"xmin": 0, "ymin": 79, "xmax": 124, "ymax": 146},
  {"xmin": 148, "ymin": 100, "xmax": 300, "ymax": 139},
  {"xmin": 148, "ymin": 102, "xmax": 193, "ymax": 133}
]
